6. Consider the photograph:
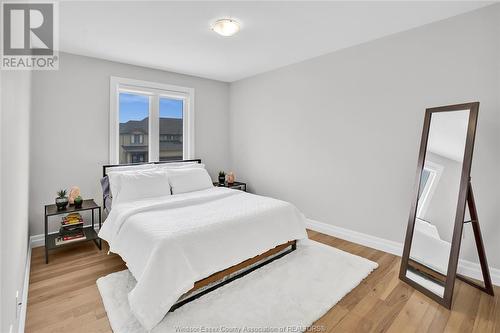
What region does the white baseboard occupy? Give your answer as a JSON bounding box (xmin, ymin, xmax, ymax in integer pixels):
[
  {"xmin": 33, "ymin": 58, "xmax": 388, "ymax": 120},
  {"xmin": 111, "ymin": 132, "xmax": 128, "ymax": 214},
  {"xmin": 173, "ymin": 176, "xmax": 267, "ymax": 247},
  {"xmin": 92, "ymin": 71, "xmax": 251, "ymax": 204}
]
[
  {"xmin": 306, "ymin": 218, "xmax": 500, "ymax": 286},
  {"xmin": 30, "ymin": 233, "xmax": 46, "ymax": 248},
  {"xmin": 17, "ymin": 240, "xmax": 31, "ymax": 333},
  {"xmin": 306, "ymin": 219, "xmax": 403, "ymax": 256},
  {"xmin": 456, "ymin": 259, "xmax": 500, "ymax": 285}
]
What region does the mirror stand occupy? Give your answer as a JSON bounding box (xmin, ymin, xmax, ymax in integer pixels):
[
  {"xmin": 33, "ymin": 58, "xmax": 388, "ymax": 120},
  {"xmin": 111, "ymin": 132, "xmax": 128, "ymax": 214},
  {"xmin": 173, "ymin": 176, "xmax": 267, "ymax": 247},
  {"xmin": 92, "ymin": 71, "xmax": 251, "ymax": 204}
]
[{"xmin": 455, "ymin": 179, "xmax": 494, "ymax": 296}]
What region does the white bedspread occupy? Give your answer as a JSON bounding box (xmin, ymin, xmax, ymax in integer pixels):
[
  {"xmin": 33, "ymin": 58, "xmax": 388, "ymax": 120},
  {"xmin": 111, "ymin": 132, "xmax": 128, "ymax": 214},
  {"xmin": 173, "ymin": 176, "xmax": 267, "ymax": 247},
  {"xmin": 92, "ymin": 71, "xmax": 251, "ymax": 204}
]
[{"xmin": 98, "ymin": 187, "xmax": 307, "ymax": 330}]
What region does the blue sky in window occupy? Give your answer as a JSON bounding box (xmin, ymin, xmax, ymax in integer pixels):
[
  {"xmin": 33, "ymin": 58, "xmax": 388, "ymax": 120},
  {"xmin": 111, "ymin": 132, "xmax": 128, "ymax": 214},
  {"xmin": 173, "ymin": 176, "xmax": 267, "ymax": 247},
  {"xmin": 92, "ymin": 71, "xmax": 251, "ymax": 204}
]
[
  {"xmin": 119, "ymin": 93, "xmax": 183, "ymax": 123},
  {"xmin": 160, "ymin": 97, "xmax": 183, "ymax": 119}
]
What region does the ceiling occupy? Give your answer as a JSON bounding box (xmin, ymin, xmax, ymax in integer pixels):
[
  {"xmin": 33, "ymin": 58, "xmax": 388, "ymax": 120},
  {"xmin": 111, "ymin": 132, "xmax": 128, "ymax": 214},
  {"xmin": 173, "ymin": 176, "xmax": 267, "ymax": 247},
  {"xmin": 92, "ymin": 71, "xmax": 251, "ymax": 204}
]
[
  {"xmin": 59, "ymin": 1, "xmax": 492, "ymax": 82},
  {"xmin": 427, "ymin": 110, "xmax": 469, "ymax": 162}
]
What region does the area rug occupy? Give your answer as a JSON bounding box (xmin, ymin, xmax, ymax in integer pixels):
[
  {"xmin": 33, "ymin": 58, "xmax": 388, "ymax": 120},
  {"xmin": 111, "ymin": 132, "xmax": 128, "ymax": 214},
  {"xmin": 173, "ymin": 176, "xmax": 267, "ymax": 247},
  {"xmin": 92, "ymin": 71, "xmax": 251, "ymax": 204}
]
[{"xmin": 97, "ymin": 240, "xmax": 378, "ymax": 333}]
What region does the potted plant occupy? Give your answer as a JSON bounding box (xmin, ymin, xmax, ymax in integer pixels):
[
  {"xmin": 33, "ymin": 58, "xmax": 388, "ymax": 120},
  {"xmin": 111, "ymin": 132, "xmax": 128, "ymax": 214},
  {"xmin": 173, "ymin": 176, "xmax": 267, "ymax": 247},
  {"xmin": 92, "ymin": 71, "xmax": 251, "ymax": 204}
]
[
  {"xmin": 218, "ymin": 171, "xmax": 226, "ymax": 185},
  {"xmin": 74, "ymin": 195, "xmax": 83, "ymax": 209},
  {"xmin": 55, "ymin": 189, "xmax": 69, "ymax": 211}
]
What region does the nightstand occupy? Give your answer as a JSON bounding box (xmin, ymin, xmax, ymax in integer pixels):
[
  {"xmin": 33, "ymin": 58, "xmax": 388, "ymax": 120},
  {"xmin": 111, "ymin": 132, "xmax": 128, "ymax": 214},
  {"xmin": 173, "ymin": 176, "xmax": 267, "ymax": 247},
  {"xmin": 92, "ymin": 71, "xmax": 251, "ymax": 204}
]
[
  {"xmin": 44, "ymin": 199, "xmax": 102, "ymax": 264},
  {"xmin": 213, "ymin": 181, "xmax": 247, "ymax": 192}
]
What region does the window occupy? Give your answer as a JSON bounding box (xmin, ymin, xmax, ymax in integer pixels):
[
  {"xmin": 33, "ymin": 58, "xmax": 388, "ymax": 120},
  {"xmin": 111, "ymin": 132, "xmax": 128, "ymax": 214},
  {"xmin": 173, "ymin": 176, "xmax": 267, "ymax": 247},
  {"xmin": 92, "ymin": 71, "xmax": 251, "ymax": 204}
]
[
  {"xmin": 118, "ymin": 92, "xmax": 149, "ymax": 164},
  {"xmin": 130, "ymin": 134, "xmax": 144, "ymax": 144},
  {"xmin": 416, "ymin": 161, "xmax": 443, "ymax": 218},
  {"xmin": 110, "ymin": 77, "xmax": 194, "ymax": 164},
  {"xmin": 418, "ymin": 169, "xmax": 432, "ymax": 198},
  {"xmin": 159, "ymin": 97, "xmax": 183, "ymax": 161},
  {"xmin": 131, "ymin": 153, "xmax": 146, "ymax": 163},
  {"xmin": 159, "ymin": 134, "xmax": 180, "ymax": 143}
]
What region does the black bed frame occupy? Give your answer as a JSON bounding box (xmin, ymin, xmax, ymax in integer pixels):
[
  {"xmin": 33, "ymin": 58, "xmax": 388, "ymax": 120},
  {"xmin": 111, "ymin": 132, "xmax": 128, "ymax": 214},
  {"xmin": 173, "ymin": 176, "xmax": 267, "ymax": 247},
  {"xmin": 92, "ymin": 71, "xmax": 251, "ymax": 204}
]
[
  {"xmin": 100, "ymin": 159, "xmax": 297, "ymax": 312},
  {"xmin": 170, "ymin": 243, "xmax": 296, "ymax": 311},
  {"xmin": 102, "ymin": 158, "xmax": 203, "ymax": 177}
]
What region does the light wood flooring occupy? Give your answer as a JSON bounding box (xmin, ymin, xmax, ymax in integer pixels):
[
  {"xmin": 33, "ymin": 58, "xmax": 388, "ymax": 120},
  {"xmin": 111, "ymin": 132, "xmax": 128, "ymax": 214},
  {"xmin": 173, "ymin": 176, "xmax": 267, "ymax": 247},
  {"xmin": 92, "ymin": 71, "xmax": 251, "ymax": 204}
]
[{"xmin": 25, "ymin": 230, "xmax": 500, "ymax": 332}]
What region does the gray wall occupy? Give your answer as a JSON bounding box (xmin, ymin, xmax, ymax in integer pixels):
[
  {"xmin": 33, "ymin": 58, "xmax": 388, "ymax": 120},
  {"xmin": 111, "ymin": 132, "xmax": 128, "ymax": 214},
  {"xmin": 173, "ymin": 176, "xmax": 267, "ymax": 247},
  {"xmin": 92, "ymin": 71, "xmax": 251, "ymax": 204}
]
[
  {"xmin": 30, "ymin": 52, "xmax": 230, "ymax": 235},
  {"xmin": 1, "ymin": 71, "xmax": 32, "ymax": 333},
  {"xmin": 229, "ymin": 5, "xmax": 500, "ymax": 268}
]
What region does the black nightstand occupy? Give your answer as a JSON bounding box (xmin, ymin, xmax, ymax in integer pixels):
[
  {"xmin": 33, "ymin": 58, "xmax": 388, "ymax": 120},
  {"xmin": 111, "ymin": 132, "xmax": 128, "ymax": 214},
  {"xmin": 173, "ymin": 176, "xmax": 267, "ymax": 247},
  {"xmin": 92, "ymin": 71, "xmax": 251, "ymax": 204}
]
[
  {"xmin": 213, "ymin": 181, "xmax": 247, "ymax": 192},
  {"xmin": 44, "ymin": 199, "xmax": 102, "ymax": 264}
]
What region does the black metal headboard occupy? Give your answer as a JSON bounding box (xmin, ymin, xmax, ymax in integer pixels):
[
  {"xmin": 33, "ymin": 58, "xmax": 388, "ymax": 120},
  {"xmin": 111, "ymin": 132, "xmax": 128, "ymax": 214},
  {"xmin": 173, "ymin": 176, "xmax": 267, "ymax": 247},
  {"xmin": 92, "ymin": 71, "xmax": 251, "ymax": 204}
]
[{"xmin": 102, "ymin": 159, "xmax": 202, "ymax": 177}]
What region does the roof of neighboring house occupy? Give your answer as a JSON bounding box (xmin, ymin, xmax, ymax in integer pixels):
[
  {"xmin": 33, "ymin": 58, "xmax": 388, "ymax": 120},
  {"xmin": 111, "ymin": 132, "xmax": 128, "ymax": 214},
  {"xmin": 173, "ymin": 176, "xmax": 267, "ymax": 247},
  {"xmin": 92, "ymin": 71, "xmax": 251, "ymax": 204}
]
[
  {"xmin": 119, "ymin": 117, "xmax": 183, "ymax": 135},
  {"xmin": 121, "ymin": 142, "xmax": 182, "ymax": 153},
  {"xmin": 160, "ymin": 142, "xmax": 182, "ymax": 151},
  {"xmin": 120, "ymin": 145, "xmax": 148, "ymax": 153}
]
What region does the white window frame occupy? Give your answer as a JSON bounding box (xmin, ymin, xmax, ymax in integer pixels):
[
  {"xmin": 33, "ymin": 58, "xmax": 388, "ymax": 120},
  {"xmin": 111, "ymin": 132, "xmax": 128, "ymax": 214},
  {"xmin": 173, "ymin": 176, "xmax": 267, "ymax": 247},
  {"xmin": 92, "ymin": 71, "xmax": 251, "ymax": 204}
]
[
  {"xmin": 109, "ymin": 76, "xmax": 195, "ymax": 164},
  {"xmin": 417, "ymin": 160, "xmax": 444, "ymax": 218}
]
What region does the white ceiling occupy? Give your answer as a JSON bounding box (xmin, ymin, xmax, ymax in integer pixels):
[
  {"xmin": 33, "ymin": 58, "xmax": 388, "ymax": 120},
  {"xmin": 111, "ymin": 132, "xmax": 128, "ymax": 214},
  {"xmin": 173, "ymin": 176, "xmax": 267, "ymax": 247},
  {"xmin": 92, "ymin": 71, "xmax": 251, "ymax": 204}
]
[
  {"xmin": 59, "ymin": 1, "xmax": 492, "ymax": 82},
  {"xmin": 427, "ymin": 110, "xmax": 469, "ymax": 162}
]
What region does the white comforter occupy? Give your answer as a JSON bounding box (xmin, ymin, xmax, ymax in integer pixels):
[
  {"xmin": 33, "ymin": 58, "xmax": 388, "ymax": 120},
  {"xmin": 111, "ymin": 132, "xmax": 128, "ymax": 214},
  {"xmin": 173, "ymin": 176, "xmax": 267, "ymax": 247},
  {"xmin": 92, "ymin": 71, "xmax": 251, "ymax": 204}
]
[{"xmin": 98, "ymin": 187, "xmax": 307, "ymax": 330}]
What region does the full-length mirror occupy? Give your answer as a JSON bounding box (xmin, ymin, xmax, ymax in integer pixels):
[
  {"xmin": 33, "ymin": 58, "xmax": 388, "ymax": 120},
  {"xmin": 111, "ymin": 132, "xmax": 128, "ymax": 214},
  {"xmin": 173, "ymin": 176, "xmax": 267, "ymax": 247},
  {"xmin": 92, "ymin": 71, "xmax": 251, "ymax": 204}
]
[
  {"xmin": 400, "ymin": 102, "xmax": 494, "ymax": 308},
  {"xmin": 406, "ymin": 110, "xmax": 469, "ymax": 297}
]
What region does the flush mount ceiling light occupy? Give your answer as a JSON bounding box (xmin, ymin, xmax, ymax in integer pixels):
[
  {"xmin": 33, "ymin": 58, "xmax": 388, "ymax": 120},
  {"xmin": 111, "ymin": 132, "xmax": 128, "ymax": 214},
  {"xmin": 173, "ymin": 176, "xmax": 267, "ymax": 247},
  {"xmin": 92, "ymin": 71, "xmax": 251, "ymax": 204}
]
[{"xmin": 212, "ymin": 18, "xmax": 240, "ymax": 37}]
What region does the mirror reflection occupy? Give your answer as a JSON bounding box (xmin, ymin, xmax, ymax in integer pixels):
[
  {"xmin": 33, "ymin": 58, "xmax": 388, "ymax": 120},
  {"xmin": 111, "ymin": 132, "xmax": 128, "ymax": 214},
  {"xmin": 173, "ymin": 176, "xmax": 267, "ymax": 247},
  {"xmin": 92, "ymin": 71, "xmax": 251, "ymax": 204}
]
[{"xmin": 406, "ymin": 110, "xmax": 470, "ymax": 296}]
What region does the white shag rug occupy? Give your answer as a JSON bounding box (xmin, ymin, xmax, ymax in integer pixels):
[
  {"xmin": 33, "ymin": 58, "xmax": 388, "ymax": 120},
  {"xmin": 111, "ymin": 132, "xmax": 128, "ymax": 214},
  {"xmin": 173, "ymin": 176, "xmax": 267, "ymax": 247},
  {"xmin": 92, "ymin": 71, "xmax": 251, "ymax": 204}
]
[{"xmin": 97, "ymin": 240, "xmax": 378, "ymax": 333}]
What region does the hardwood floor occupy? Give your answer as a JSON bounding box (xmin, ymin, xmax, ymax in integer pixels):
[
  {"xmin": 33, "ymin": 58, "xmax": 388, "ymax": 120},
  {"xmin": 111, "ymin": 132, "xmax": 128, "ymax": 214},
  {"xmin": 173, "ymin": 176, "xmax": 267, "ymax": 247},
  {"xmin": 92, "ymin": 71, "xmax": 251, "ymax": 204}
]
[{"xmin": 25, "ymin": 230, "xmax": 500, "ymax": 333}]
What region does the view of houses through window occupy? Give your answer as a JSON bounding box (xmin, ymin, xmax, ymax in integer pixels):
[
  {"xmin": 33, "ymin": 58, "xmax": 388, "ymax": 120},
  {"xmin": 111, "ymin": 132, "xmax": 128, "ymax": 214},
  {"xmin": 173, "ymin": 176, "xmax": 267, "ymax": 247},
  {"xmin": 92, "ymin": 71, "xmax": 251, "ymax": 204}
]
[
  {"xmin": 118, "ymin": 92, "xmax": 184, "ymax": 164},
  {"xmin": 159, "ymin": 97, "xmax": 183, "ymax": 161}
]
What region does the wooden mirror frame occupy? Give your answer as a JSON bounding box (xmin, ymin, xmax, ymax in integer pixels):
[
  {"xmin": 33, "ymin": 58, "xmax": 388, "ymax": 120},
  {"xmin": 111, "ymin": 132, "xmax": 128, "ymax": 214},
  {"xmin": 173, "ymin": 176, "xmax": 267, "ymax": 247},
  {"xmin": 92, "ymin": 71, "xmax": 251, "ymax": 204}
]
[{"xmin": 399, "ymin": 102, "xmax": 493, "ymax": 308}]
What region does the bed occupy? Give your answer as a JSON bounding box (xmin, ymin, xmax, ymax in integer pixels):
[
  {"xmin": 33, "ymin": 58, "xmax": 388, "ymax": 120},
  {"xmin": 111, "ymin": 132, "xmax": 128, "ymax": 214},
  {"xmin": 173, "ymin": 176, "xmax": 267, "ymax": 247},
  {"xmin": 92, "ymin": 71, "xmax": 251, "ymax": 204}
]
[{"xmin": 98, "ymin": 160, "xmax": 308, "ymax": 330}]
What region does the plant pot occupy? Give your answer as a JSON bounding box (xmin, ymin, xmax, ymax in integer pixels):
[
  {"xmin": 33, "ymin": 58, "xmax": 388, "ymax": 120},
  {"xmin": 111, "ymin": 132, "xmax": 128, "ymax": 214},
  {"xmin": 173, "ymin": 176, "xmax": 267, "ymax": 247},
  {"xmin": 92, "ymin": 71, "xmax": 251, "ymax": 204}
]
[
  {"xmin": 218, "ymin": 176, "xmax": 226, "ymax": 185},
  {"xmin": 74, "ymin": 200, "xmax": 83, "ymax": 209},
  {"xmin": 55, "ymin": 197, "xmax": 69, "ymax": 211}
]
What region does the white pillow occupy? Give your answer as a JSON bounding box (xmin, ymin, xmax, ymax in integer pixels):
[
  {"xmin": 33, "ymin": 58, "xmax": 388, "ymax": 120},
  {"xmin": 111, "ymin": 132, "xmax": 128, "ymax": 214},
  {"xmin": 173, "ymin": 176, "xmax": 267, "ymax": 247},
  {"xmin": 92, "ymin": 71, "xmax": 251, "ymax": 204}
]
[
  {"xmin": 156, "ymin": 162, "xmax": 205, "ymax": 170},
  {"xmin": 109, "ymin": 169, "xmax": 171, "ymax": 205},
  {"xmin": 106, "ymin": 164, "xmax": 157, "ymax": 196},
  {"xmin": 106, "ymin": 163, "xmax": 156, "ymax": 173},
  {"xmin": 167, "ymin": 168, "xmax": 213, "ymax": 194}
]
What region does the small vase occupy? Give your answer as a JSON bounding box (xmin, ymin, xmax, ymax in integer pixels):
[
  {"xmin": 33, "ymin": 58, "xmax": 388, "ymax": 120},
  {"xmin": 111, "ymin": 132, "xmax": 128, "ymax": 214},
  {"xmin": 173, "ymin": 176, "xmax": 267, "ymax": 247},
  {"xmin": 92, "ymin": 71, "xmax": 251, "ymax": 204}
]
[
  {"xmin": 227, "ymin": 172, "xmax": 235, "ymax": 184},
  {"xmin": 55, "ymin": 197, "xmax": 69, "ymax": 211}
]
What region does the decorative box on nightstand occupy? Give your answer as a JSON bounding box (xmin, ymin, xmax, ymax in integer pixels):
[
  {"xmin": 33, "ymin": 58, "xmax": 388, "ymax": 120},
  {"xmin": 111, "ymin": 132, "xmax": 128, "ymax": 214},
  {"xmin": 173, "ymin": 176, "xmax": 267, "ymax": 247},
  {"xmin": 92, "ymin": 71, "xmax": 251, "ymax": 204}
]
[{"xmin": 213, "ymin": 181, "xmax": 247, "ymax": 192}]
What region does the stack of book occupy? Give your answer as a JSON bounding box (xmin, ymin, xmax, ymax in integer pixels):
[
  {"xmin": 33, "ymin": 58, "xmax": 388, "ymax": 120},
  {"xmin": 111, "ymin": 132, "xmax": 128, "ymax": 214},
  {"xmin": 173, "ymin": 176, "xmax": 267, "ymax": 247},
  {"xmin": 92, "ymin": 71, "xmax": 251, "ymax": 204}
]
[{"xmin": 55, "ymin": 212, "xmax": 86, "ymax": 246}]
